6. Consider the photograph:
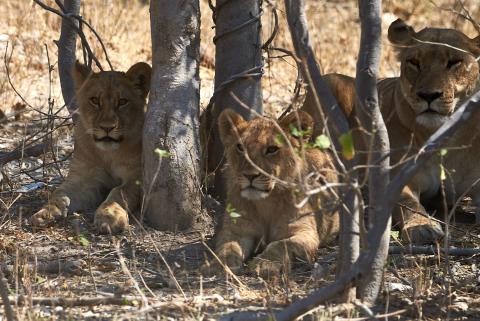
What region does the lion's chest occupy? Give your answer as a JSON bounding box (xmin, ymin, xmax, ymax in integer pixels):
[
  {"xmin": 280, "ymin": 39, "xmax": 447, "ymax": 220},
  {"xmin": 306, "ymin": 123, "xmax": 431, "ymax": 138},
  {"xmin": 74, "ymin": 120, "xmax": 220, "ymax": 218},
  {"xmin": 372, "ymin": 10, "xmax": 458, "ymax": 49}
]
[
  {"xmin": 443, "ymin": 139, "xmax": 480, "ymax": 205},
  {"xmin": 252, "ymin": 197, "xmax": 316, "ymax": 243},
  {"xmin": 410, "ymin": 157, "xmax": 442, "ymax": 199},
  {"xmin": 100, "ymin": 151, "xmax": 141, "ymax": 185}
]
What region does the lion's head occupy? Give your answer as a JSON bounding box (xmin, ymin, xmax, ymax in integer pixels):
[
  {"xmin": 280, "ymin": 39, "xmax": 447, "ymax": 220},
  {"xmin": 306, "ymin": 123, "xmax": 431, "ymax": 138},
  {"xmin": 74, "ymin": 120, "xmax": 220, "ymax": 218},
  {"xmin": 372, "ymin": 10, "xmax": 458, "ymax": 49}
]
[
  {"xmin": 72, "ymin": 61, "xmax": 151, "ymax": 150},
  {"xmin": 218, "ymin": 109, "xmax": 314, "ymax": 201},
  {"xmin": 388, "ymin": 19, "xmax": 480, "ymax": 130}
]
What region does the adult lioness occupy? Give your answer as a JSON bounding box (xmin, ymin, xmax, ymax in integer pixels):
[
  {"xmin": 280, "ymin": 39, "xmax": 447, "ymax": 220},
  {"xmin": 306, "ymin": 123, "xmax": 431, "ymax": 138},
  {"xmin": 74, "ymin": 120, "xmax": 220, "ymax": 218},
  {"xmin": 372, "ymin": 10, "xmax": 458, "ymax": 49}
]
[
  {"xmin": 304, "ymin": 19, "xmax": 480, "ymax": 244},
  {"xmin": 31, "ymin": 61, "xmax": 151, "ymax": 234},
  {"xmin": 203, "ymin": 109, "xmax": 339, "ymax": 278}
]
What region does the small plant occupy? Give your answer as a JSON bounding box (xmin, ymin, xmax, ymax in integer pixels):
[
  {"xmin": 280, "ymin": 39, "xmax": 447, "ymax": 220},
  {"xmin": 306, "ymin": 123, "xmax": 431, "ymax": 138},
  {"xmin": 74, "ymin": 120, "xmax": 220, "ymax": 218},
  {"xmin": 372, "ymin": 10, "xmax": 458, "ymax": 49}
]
[
  {"xmin": 226, "ymin": 203, "xmax": 241, "ymax": 223},
  {"xmin": 313, "ymin": 134, "xmax": 331, "ymax": 150},
  {"xmin": 339, "ymin": 131, "xmax": 355, "ymax": 160},
  {"xmin": 154, "ymin": 148, "xmax": 172, "ymax": 158}
]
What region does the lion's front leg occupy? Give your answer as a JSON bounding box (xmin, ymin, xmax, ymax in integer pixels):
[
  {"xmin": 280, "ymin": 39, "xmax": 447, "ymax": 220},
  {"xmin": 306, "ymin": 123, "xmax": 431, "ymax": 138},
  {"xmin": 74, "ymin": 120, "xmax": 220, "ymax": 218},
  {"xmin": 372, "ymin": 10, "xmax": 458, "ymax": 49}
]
[
  {"xmin": 251, "ymin": 230, "xmax": 320, "ymax": 279},
  {"xmin": 202, "ymin": 215, "xmax": 258, "ymax": 276},
  {"xmin": 394, "ymin": 185, "xmax": 444, "ymax": 244},
  {"xmin": 31, "ymin": 175, "xmax": 106, "ymax": 228},
  {"xmin": 94, "ymin": 181, "xmax": 141, "ymax": 234}
]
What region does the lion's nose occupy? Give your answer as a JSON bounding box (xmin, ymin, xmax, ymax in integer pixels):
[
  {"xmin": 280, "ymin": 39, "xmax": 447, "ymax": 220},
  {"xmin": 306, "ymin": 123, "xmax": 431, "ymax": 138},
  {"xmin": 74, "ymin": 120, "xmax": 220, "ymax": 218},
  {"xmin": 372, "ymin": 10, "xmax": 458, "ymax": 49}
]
[
  {"xmin": 417, "ymin": 91, "xmax": 443, "ymax": 104},
  {"xmin": 100, "ymin": 125, "xmax": 115, "ymax": 133},
  {"xmin": 244, "ymin": 173, "xmax": 260, "ymax": 182}
]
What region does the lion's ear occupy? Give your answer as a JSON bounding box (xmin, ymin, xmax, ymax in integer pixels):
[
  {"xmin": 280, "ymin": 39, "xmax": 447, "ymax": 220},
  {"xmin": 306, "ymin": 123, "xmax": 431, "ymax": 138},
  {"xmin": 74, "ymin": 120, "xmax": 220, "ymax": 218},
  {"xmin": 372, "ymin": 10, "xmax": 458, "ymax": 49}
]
[
  {"xmin": 218, "ymin": 108, "xmax": 246, "ymax": 146},
  {"xmin": 72, "ymin": 60, "xmax": 92, "ymax": 89},
  {"xmin": 126, "ymin": 62, "xmax": 152, "ymax": 100},
  {"xmin": 280, "ymin": 111, "xmax": 314, "ymax": 141},
  {"xmin": 388, "ymin": 18, "xmax": 416, "ymax": 46}
]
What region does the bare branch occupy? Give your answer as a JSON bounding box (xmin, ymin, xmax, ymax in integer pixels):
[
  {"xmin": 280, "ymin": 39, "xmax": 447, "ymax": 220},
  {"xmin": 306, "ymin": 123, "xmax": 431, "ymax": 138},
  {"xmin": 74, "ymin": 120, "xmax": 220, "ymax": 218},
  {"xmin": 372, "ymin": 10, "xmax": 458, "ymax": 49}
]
[{"xmin": 354, "ymin": 0, "xmax": 389, "ymax": 303}]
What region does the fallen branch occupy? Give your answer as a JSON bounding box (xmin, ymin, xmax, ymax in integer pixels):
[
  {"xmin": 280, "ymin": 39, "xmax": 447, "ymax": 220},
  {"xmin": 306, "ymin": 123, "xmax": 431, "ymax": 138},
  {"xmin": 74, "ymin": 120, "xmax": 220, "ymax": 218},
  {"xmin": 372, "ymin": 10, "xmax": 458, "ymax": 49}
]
[
  {"xmin": 2, "ymin": 260, "xmax": 86, "ymax": 277},
  {"xmin": 5, "ymin": 295, "xmax": 142, "ymax": 307},
  {"xmin": 0, "ymin": 143, "xmax": 47, "ymax": 166},
  {"xmin": 389, "ymin": 246, "xmax": 480, "ymax": 256}
]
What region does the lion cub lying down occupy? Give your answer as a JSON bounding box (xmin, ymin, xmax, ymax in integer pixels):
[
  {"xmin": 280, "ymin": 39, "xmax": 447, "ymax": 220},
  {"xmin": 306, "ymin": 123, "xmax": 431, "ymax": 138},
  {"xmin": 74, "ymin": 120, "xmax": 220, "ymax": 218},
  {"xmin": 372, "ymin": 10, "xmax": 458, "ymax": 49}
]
[
  {"xmin": 204, "ymin": 109, "xmax": 339, "ymax": 277},
  {"xmin": 31, "ymin": 61, "xmax": 151, "ymax": 234}
]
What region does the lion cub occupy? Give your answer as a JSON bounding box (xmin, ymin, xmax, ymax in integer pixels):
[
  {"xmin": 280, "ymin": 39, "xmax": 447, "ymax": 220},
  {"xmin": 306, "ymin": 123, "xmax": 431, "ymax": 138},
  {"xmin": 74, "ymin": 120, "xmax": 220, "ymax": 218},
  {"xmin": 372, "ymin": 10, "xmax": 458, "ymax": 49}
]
[
  {"xmin": 204, "ymin": 109, "xmax": 339, "ymax": 278},
  {"xmin": 31, "ymin": 61, "xmax": 151, "ymax": 234}
]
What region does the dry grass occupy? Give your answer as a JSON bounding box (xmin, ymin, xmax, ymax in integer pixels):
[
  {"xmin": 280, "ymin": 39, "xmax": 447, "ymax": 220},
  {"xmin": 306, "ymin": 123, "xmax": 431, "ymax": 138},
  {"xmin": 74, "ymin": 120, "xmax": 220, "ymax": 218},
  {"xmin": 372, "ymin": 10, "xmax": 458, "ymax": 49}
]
[{"xmin": 0, "ymin": 0, "xmax": 479, "ymax": 320}]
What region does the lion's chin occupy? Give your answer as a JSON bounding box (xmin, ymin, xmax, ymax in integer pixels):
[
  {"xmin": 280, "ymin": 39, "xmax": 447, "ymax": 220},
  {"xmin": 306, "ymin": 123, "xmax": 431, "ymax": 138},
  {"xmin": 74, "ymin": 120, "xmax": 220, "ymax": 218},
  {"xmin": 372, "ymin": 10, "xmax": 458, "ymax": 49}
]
[
  {"xmin": 240, "ymin": 187, "xmax": 271, "ymax": 201},
  {"xmin": 94, "ymin": 141, "xmax": 121, "ymax": 151},
  {"xmin": 93, "ymin": 136, "xmax": 123, "ymax": 151},
  {"xmin": 415, "ymin": 113, "xmax": 450, "ymax": 131}
]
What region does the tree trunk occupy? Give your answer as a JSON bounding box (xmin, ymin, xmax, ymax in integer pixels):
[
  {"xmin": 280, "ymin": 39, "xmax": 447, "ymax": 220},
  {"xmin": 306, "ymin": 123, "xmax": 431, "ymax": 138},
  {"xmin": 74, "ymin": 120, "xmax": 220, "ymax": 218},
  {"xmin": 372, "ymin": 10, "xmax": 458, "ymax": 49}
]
[
  {"xmin": 143, "ymin": 0, "xmax": 201, "ymax": 230},
  {"xmin": 354, "ymin": 0, "xmax": 389, "ymax": 303},
  {"xmin": 284, "ymin": 0, "xmax": 360, "ymax": 300},
  {"xmin": 209, "ymin": 0, "xmax": 263, "ymax": 202},
  {"xmin": 57, "ymin": 0, "xmax": 80, "ymax": 117}
]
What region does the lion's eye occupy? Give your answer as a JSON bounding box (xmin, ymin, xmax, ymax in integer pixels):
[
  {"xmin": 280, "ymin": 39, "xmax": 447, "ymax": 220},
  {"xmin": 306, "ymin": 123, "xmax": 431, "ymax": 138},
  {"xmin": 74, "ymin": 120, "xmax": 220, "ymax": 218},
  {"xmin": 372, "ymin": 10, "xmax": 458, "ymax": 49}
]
[
  {"xmin": 266, "ymin": 146, "xmax": 279, "ymax": 155},
  {"xmin": 89, "ymin": 97, "xmax": 99, "ymax": 106},
  {"xmin": 447, "ymin": 59, "xmax": 463, "ymax": 69},
  {"xmin": 406, "ymin": 58, "xmax": 420, "ymax": 71},
  {"xmin": 118, "ymin": 98, "xmax": 129, "ymax": 107},
  {"xmin": 236, "ymin": 143, "xmax": 244, "ymax": 153}
]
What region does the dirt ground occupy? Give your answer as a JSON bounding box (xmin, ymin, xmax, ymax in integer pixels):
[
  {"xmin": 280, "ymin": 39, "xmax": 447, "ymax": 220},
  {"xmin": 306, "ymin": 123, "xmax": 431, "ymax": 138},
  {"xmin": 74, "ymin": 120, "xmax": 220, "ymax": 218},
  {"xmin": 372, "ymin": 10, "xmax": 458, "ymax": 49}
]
[{"xmin": 0, "ymin": 0, "xmax": 480, "ymax": 320}]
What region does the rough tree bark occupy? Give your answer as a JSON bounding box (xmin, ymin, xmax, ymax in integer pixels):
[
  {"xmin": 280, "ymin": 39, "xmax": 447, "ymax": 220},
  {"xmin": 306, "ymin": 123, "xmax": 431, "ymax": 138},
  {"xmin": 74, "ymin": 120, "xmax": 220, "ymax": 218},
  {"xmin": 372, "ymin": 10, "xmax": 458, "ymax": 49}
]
[
  {"xmin": 354, "ymin": 0, "xmax": 390, "ymax": 303},
  {"xmin": 57, "ymin": 0, "xmax": 80, "ymax": 117},
  {"xmin": 284, "ymin": 0, "xmax": 360, "ymax": 300},
  {"xmin": 143, "ymin": 0, "xmax": 201, "ymax": 230},
  {"xmin": 210, "ymin": 0, "xmax": 263, "ymax": 201}
]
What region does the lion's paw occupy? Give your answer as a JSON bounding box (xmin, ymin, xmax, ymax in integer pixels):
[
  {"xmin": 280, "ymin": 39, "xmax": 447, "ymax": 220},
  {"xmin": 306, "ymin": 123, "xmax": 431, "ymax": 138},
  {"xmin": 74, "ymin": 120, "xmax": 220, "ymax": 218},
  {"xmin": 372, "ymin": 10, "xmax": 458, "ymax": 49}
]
[
  {"xmin": 94, "ymin": 202, "xmax": 129, "ymax": 234},
  {"xmin": 200, "ymin": 255, "xmax": 243, "ymax": 277},
  {"xmin": 248, "ymin": 257, "xmax": 285, "ymax": 280},
  {"xmin": 402, "ymin": 219, "xmax": 444, "ymax": 244},
  {"xmin": 30, "ymin": 196, "xmax": 70, "ymax": 228}
]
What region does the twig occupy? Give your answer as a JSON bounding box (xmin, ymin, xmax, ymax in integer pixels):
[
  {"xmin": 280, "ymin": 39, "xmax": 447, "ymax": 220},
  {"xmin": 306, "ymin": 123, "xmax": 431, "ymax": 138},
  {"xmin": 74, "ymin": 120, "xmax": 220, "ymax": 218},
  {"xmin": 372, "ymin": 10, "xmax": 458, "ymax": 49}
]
[
  {"xmin": 0, "ymin": 269, "xmax": 14, "ymax": 321},
  {"xmin": 335, "ymin": 308, "xmax": 408, "ymax": 321},
  {"xmin": 33, "ymin": 0, "xmax": 109, "ymax": 70},
  {"xmin": 5, "ymin": 295, "xmax": 143, "ymax": 307},
  {"xmin": 388, "ymin": 245, "xmax": 480, "ymax": 256},
  {"xmin": 201, "ymin": 240, "xmax": 246, "ymax": 289},
  {"xmin": 114, "ymin": 240, "xmax": 149, "ymax": 307}
]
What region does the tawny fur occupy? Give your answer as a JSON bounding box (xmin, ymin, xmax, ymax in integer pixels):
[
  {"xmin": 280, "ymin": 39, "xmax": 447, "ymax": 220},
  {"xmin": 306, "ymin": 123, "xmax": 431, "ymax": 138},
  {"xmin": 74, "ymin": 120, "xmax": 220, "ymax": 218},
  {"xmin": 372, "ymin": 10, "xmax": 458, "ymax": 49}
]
[
  {"xmin": 204, "ymin": 110, "xmax": 339, "ymax": 278},
  {"xmin": 303, "ymin": 19, "xmax": 480, "ymax": 244},
  {"xmin": 31, "ymin": 61, "xmax": 151, "ymax": 234}
]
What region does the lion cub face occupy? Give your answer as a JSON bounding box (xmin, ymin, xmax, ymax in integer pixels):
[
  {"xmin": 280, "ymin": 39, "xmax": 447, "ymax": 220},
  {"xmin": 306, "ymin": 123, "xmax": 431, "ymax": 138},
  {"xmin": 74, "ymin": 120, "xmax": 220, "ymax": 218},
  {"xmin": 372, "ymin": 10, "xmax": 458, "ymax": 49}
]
[
  {"xmin": 219, "ymin": 109, "xmax": 313, "ymax": 201},
  {"xmin": 388, "ymin": 19, "xmax": 480, "ymax": 130},
  {"xmin": 73, "ymin": 62, "xmax": 151, "ymax": 150}
]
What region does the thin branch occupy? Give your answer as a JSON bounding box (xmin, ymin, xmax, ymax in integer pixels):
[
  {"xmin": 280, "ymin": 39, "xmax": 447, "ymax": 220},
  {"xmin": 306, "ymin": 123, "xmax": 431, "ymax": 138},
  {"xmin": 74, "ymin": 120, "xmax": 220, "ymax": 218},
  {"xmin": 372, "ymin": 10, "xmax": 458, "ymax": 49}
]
[
  {"xmin": 0, "ymin": 269, "xmax": 14, "ymax": 321},
  {"xmin": 5, "ymin": 295, "xmax": 143, "ymax": 307},
  {"xmin": 389, "ymin": 245, "xmax": 480, "ymax": 256}
]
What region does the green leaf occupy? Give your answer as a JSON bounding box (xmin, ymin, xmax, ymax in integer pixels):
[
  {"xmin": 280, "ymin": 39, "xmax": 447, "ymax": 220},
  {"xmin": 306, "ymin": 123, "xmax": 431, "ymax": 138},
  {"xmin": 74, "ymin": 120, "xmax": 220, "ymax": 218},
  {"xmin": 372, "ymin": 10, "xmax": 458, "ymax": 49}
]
[
  {"xmin": 226, "ymin": 203, "xmax": 241, "ymax": 222},
  {"xmin": 229, "ymin": 212, "xmax": 241, "ymax": 218},
  {"xmin": 440, "ymin": 164, "xmax": 446, "ymax": 181},
  {"xmin": 390, "ymin": 230, "xmax": 400, "ymax": 240},
  {"xmin": 314, "ymin": 134, "xmax": 331, "ymax": 150},
  {"xmin": 78, "ymin": 235, "xmax": 90, "ymax": 247},
  {"xmin": 288, "ymin": 124, "xmax": 311, "ymax": 139},
  {"xmin": 440, "ymin": 148, "xmax": 448, "ymax": 156},
  {"xmin": 275, "ymin": 134, "xmax": 286, "ymax": 146},
  {"xmin": 226, "ymin": 203, "xmax": 235, "ymax": 213},
  {"xmin": 154, "ymin": 148, "xmax": 172, "ymax": 158},
  {"xmin": 339, "ymin": 132, "xmax": 355, "ymax": 160},
  {"xmin": 36, "ymin": 275, "xmax": 46, "ymax": 284},
  {"xmin": 289, "ymin": 124, "xmax": 301, "ymax": 137}
]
